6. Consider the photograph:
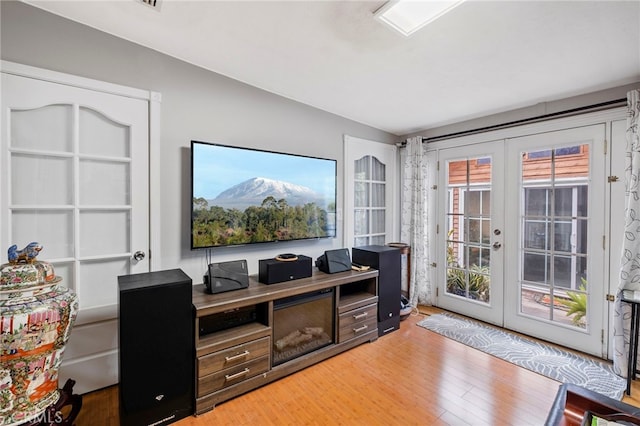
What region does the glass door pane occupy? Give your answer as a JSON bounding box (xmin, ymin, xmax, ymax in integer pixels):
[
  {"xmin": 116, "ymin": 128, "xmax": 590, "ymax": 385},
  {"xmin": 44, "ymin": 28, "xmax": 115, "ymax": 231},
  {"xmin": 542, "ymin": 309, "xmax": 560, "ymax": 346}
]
[
  {"xmin": 519, "ymin": 145, "xmax": 589, "ymax": 328},
  {"xmin": 445, "ymin": 157, "xmax": 492, "ymax": 303}
]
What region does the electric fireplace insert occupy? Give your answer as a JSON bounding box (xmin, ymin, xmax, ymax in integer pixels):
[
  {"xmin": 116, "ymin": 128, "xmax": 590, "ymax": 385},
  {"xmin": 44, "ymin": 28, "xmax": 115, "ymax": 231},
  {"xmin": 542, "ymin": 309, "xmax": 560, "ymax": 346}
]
[{"xmin": 272, "ymin": 288, "xmax": 334, "ymax": 366}]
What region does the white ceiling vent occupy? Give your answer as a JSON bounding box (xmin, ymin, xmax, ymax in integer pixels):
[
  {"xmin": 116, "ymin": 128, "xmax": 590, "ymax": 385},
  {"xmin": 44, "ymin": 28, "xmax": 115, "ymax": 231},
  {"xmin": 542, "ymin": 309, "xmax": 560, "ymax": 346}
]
[{"xmin": 139, "ymin": 0, "xmax": 162, "ymax": 11}]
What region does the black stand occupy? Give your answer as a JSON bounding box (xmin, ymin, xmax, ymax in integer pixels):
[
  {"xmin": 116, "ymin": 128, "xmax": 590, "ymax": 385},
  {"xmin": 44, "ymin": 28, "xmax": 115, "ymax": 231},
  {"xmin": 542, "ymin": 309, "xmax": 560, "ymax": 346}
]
[
  {"xmin": 23, "ymin": 379, "xmax": 82, "ymax": 426},
  {"xmin": 622, "ymin": 297, "xmax": 640, "ymax": 396}
]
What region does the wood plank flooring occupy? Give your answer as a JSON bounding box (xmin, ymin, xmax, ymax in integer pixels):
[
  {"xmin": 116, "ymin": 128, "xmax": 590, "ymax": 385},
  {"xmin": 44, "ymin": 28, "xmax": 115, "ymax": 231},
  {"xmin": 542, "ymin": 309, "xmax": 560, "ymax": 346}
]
[{"xmin": 73, "ymin": 310, "xmax": 640, "ymax": 425}]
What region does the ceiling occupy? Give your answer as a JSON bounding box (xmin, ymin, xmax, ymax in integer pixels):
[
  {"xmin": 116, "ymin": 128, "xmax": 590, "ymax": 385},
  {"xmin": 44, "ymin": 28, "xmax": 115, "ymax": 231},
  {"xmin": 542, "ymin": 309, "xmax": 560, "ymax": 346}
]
[{"xmin": 23, "ymin": 0, "xmax": 640, "ymax": 136}]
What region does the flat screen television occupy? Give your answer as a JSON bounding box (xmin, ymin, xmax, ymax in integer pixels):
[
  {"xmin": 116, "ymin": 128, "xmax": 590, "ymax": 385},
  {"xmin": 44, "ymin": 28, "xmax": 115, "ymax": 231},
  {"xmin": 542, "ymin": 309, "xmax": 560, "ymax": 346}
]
[{"xmin": 191, "ymin": 140, "xmax": 337, "ymax": 249}]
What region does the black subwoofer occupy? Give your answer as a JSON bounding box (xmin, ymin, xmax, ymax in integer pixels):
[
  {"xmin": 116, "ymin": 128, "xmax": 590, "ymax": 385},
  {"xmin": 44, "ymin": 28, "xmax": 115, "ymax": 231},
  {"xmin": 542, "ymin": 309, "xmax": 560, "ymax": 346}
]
[
  {"xmin": 118, "ymin": 269, "xmax": 194, "ymax": 426},
  {"xmin": 351, "ymin": 245, "xmax": 401, "ymax": 336}
]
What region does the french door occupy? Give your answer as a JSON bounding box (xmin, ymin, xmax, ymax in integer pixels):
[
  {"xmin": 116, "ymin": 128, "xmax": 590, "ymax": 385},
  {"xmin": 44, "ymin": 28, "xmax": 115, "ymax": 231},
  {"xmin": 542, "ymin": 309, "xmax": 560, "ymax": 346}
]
[
  {"xmin": 437, "ymin": 140, "xmax": 505, "ymax": 326},
  {"xmin": 503, "ymin": 125, "xmax": 606, "ymax": 356},
  {"xmin": 437, "ymin": 125, "xmax": 606, "ymax": 356},
  {"xmin": 1, "ymin": 64, "xmax": 151, "ymax": 392}
]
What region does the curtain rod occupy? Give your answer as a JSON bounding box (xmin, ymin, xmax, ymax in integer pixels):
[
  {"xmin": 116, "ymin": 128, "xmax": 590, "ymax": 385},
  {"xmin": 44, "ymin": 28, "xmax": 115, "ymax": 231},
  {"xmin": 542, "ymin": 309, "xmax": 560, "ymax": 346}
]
[{"xmin": 402, "ymin": 98, "xmax": 627, "ymax": 145}]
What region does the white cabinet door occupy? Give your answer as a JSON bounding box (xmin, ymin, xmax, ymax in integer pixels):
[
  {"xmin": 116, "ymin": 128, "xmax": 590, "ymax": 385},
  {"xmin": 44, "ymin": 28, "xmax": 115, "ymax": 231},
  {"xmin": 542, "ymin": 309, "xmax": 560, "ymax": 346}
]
[{"xmin": 1, "ymin": 68, "xmax": 151, "ymax": 392}]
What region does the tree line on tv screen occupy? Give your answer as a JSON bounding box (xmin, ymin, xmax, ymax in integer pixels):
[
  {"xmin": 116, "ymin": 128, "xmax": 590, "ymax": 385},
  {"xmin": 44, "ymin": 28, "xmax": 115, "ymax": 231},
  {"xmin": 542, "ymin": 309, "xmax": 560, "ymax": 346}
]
[{"xmin": 192, "ymin": 196, "xmax": 335, "ymax": 247}]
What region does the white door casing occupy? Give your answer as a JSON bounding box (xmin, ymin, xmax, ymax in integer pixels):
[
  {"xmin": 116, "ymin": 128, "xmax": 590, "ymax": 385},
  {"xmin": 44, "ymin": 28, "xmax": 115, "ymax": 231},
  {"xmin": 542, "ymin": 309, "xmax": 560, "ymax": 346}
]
[
  {"xmin": 1, "ymin": 61, "xmax": 158, "ymax": 393},
  {"xmin": 607, "ymin": 119, "xmax": 627, "ymax": 359}
]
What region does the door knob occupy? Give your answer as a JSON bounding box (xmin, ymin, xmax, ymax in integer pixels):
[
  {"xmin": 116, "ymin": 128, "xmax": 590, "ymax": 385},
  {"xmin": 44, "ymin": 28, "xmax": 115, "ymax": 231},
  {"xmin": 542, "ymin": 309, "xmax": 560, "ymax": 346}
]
[
  {"xmin": 492, "ymin": 242, "xmax": 502, "ymax": 250},
  {"xmin": 133, "ymin": 251, "xmax": 146, "ymax": 261}
]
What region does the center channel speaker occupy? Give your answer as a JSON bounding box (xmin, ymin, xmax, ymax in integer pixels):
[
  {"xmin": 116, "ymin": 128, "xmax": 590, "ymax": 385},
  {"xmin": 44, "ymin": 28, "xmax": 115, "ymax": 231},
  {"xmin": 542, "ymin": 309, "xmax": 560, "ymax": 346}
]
[
  {"xmin": 118, "ymin": 269, "xmax": 194, "ymax": 426},
  {"xmin": 258, "ymin": 255, "xmax": 312, "ymax": 284}
]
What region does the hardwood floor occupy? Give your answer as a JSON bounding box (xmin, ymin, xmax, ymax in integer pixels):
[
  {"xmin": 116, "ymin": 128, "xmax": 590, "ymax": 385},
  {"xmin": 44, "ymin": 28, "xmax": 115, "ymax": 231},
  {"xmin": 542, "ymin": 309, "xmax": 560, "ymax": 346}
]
[{"xmin": 73, "ymin": 310, "xmax": 640, "ymax": 425}]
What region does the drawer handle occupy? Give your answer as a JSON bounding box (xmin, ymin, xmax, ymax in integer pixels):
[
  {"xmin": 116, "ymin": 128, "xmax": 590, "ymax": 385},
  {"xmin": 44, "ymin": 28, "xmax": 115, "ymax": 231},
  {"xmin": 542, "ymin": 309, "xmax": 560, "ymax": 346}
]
[
  {"xmin": 353, "ymin": 325, "xmax": 368, "ymax": 334},
  {"xmin": 225, "ymin": 368, "xmax": 250, "ymax": 382},
  {"xmin": 225, "ymin": 350, "xmax": 250, "ymax": 363},
  {"xmin": 353, "ymin": 312, "xmax": 368, "ymax": 320}
]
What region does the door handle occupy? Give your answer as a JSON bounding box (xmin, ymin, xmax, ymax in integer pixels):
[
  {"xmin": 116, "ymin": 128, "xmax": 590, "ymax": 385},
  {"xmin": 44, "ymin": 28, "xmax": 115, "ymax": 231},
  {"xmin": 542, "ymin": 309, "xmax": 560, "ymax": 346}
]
[
  {"xmin": 492, "ymin": 242, "xmax": 502, "ymax": 250},
  {"xmin": 133, "ymin": 251, "xmax": 146, "ymax": 261}
]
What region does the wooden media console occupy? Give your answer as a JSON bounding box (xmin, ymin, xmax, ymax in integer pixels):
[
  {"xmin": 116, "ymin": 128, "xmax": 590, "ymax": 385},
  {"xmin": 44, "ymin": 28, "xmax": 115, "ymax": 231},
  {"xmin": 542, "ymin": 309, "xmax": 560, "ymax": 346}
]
[{"xmin": 192, "ymin": 269, "xmax": 379, "ymax": 414}]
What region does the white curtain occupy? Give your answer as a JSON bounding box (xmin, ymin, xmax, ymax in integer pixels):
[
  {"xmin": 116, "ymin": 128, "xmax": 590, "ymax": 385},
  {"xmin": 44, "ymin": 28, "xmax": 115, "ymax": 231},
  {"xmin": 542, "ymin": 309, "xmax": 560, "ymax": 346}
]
[
  {"xmin": 400, "ymin": 136, "xmax": 432, "ymax": 306},
  {"xmin": 613, "ymin": 89, "xmax": 640, "ymax": 377}
]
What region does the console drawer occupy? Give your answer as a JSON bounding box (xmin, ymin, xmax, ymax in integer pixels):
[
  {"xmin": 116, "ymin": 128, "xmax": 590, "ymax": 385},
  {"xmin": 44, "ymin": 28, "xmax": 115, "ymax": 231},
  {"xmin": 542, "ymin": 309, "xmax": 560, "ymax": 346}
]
[
  {"xmin": 338, "ymin": 303, "xmax": 377, "ymax": 343},
  {"xmin": 338, "ymin": 303, "xmax": 376, "ymax": 329},
  {"xmin": 198, "ymin": 336, "xmax": 270, "ymax": 377},
  {"xmin": 197, "ymin": 355, "xmax": 269, "ymax": 397}
]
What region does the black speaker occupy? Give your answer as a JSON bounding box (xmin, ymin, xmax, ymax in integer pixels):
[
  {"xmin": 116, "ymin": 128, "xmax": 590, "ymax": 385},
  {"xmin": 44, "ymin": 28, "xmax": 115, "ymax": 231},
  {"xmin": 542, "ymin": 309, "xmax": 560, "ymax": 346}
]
[
  {"xmin": 205, "ymin": 259, "xmax": 249, "ymax": 294},
  {"xmin": 118, "ymin": 269, "xmax": 194, "ymax": 426},
  {"xmin": 351, "ymin": 245, "xmax": 401, "ymax": 337},
  {"xmin": 315, "ymin": 248, "xmax": 352, "ymax": 274},
  {"xmin": 258, "ymin": 255, "xmax": 312, "ymax": 284}
]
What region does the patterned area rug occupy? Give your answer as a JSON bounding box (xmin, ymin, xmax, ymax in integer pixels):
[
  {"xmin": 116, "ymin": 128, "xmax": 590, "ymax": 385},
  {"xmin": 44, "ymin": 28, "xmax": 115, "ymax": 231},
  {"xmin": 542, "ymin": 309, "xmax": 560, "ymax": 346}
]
[{"xmin": 417, "ymin": 313, "xmax": 626, "ymax": 400}]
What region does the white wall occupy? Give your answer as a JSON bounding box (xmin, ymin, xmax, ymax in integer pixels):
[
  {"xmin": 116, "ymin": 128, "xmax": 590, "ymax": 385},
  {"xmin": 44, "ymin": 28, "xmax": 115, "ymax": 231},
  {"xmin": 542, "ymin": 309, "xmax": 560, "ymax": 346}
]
[
  {"xmin": 5, "ymin": 2, "xmax": 638, "ymax": 280},
  {"xmin": 402, "ymin": 83, "xmax": 638, "ymax": 141},
  {"xmin": 0, "ymin": 1, "xmax": 398, "ymax": 280}
]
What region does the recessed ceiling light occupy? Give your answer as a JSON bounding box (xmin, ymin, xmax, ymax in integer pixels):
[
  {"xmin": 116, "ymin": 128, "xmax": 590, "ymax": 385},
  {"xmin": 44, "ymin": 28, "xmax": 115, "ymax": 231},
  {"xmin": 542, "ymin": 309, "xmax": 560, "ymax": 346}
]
[{"xmin": 374, "ymin": 0, "xmax": 465, "ymax": 36}]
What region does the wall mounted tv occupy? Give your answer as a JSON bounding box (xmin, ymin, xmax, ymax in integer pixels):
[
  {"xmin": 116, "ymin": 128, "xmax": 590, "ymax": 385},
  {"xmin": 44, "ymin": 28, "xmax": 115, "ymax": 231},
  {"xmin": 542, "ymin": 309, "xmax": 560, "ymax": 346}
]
[{"xmin": 191, "ymin": 140, "xmax": 337, "ymax": 249}]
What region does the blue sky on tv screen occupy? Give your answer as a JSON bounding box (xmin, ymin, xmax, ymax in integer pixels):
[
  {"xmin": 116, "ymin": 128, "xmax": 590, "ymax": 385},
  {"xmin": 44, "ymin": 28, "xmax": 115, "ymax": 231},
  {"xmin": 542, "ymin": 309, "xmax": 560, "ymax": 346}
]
[{"xmin": 193, "ymin": 143, "xmax": 336, "ymax": 200}]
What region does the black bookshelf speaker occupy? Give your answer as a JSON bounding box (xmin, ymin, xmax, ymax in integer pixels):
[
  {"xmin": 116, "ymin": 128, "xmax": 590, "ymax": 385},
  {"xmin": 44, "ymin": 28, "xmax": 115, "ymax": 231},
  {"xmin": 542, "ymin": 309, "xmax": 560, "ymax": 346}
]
[
  {"xmin": 118, "ymin": 269, "xmax": 194, "ymax": 426},
  {"xmin": 351, "ymin": 245, "xmax": 401, "ymax": 337}
]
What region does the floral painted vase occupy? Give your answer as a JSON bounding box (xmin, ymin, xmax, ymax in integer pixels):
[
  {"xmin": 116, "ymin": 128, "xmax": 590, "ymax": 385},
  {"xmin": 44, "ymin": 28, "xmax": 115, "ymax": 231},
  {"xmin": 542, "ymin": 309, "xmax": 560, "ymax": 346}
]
[{"xmin": 0, "ymin": 244, "xmax": 78, "ymax": 426}]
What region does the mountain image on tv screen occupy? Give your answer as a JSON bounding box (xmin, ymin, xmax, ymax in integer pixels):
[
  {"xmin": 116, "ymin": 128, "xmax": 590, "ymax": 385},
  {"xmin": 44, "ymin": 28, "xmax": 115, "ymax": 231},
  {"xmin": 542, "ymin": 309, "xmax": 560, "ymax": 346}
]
[{"xmin": 191, "ymin": 141, "xmax": 337, "ymax": 249}]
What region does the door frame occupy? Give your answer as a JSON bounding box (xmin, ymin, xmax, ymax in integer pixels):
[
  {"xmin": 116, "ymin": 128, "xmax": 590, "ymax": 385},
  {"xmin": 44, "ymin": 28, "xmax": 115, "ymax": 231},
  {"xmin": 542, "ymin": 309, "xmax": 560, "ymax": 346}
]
[{"xmin": 607, "ymin": 118, "xmax": 628, "ymax": 359}]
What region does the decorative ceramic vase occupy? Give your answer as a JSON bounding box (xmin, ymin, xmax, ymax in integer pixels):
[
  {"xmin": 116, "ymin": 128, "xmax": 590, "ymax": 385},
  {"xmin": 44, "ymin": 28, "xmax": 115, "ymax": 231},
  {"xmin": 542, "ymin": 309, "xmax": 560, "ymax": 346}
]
[{"xmin": 0, "ymin": 244, "xmax": 78, "ymax": 426}]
